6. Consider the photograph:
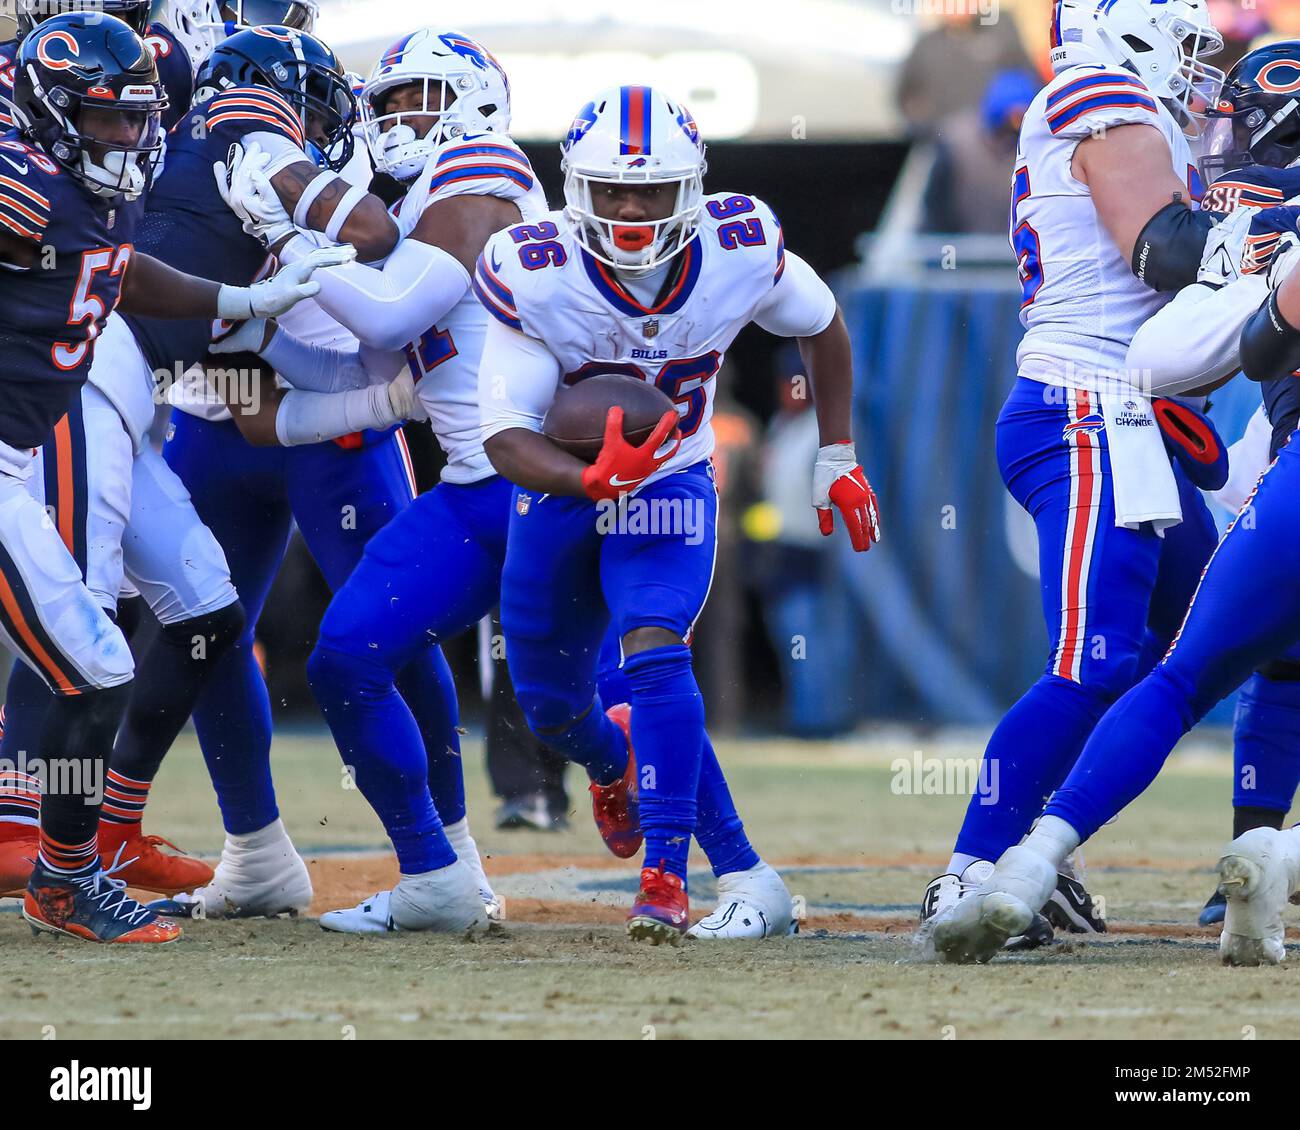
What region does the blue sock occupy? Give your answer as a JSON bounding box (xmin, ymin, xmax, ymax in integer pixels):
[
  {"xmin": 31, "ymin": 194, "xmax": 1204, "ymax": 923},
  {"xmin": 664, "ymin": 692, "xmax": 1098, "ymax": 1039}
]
[
  {"xmin": 395, "ymin": 647, "xmax": 466, "ymax": 827},
  {"xmin": 190, "ymin": 637, "xmax": 279, "ymax": 835},
  {"xmin": 954, "ymin": 675, "xmax": 1108, "ymax": 861},
  {"xmin": 694, "ymin": 734, "xmax": 759, "ymax": 877},
  {"xmin": 308, "ymin": 643, "xmax": 454, "ymax": 874},
  {"xmin": 623, "ymin": 645, "xmax": 704, "ymax": 885},
  {"xmin": 531, "ymin": 697, "xmax": 628, "ymax": 786},
  {"xmin": 1046, "ymin": 666, "xmax": 1196, "ymax": 841},
  {"xmin": 1233, "ymin": 672, "xmax": 1300, "ymax": 815}
]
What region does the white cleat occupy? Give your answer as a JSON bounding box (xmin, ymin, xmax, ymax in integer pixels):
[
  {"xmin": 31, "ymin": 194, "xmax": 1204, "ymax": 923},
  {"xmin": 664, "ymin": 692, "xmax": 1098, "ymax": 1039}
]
[
  {"xmin": 152, "ymin": 818, "xmax": 312, "ymax": 919},
  {"xmin": 686, "ymin": 861, "xmax": 797, "ymax": 940},
  {"xmin": 320, "ymin": 860, "xmax": 489, "ymax": 935},
  {"xmin": 1216, "ymin": 827, "xmax": 1300, "ymax": 967},
  {"xmin": 926, "ymin": 847, "xmax": 1056, "ymax": 964},
  {"xmin": 444, "ymin": 818, "xmax": 503, "ymax": 922}
]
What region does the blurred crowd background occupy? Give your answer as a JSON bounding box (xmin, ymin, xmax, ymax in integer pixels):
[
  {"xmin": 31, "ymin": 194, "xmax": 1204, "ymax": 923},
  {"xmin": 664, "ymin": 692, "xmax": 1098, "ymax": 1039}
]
[{"xmin": 3, "ymin": 2, "xmax": 1286, "ymax": 792}]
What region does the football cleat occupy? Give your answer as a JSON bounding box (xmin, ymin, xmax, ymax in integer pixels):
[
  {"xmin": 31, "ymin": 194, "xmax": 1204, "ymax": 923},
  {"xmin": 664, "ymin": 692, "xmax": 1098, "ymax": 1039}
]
[
  {"xmin": 1217, "ymin": 827, "xmax": 1300, "ymax": 966},
  {"xmin": 1044, "ymin": 872, "xmax": 1107, "ymax": 934},
  {"xmin": 1004, "ymin": 914, "xmax": 1056, "ymax": 952},
  {"xmin": 97, "ymin": 823, "xmax": 214, "ymax": 896},
  {"xmin": 0, "ymin": 823, "xmax": 37, "ymax": 897},
  {"xmin": 688, "ymin": 861, "xmax": 796, "ymax": 940},
  {"xmin": 24, "ymin": 855, "xmax": 180, "ymax": 944},
  {"xmin": 444, "ymin": 817, "xmax": 504, "ymax": 922},
  {"xmin": 320, "ymin": 860, "xmax": 489, "ymax": 935},
  {"xmin": 627, "ymin": 863, "xmax": 689, "ymax": 945},
  {"xmin": 149, "ymin": 819, "xmax": 311, "ymax": 919},
  {"xmin": 589, "ymin": 703, "xmax": 641, "ymax": 859},
  {"xmin": 1199, "ymin": 889, "xmax": 1227, "ymax": 927},
  {"xmin": 926, "ymin": 848, "xmax": 1056, "ymax": 964}
]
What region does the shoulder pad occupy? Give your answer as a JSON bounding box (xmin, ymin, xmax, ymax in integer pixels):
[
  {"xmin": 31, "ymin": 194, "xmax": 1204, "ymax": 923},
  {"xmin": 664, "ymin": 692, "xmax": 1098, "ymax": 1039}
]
[
  {"xmin": 203, "ymin": 85, "xmax": 306, "ymax": 150},
  {"xmin": 1040, "ymin": 66, "xmax": 1160, "ymax": 139}
]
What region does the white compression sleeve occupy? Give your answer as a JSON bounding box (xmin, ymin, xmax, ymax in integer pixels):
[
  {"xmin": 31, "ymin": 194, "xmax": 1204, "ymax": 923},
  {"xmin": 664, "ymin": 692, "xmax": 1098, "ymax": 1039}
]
[
  {"xmin": 1126, "ymin": 275, "xmax": 1270, "ymax": 394},
  {"xmin": 751, "ymin": 251, "xmax": 838, "ymax": 338},
  {"xmin": 273, "ymin": 384, "xmax": 398, "ymax": 447},
  {"xmin": 260, "ymin": 325, "xmax": 372, "ymax": 393},
  {"xmin": 478, "ymin": 315, "xmax": 563, "ymax": 443},
  {"xmin": 278, "ymin": 236, "xmax": 470, "ymax": 352}
]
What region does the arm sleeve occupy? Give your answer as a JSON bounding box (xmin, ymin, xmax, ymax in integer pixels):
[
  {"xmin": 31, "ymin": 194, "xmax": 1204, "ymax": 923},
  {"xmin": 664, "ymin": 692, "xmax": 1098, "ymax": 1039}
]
[
  {"xmin": 274, "ymin": 384, "xmax": 399, "ymax": 447},
  {"xmin": 751, "ymin": 251, "xmax": 837, "ymax": 338},
  {"xmin": 260, "ymin": 324, "xmax": 404, "ymax": 392},
  {"xmin": 246, "ymin": 130, "xmax": 315, "ymax": 179},
  {"xmin": 1126, "ymin": 276, "xmax": 1271, "ymax": 394},
  {"xmin": 1241, "ymin": 289, "xmax": 1300, "ymax": 382},
  {"xmin": 478, "ymin": 315, "xmax": 563, "ymax": 442},
  {"xmin": 276, "ymin": 236, "xmax": 471, "ymax": 352}
]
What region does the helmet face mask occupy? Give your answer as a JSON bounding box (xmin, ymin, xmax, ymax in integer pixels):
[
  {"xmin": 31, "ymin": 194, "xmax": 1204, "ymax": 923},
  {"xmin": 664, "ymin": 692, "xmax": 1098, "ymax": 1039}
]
[
  {"xmin": 361, "ymin": 28, "xmax": 511, "ymax": 182},
  {"xmin": 1199, "ymin": 41, "xmax": 1300, "ymax": 183},
  {"xmin": 560, "ymin": 86, "xmax": 707, "ymax": 276},
  {"xmin": 13, "ymin": 12, "xmax": 167, "ymax": 206}
]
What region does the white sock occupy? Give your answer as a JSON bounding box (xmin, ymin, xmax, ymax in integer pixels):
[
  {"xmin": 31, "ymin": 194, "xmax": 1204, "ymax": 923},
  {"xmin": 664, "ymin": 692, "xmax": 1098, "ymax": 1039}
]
[
  {"xmin": 946, "ymin": 852, "xmax": 982, "ymax": 877},
  {"xmin": 442, "ymin": 816, "xmax": 472, "ymax": 859},
  {"xmin": 226, "ymin": 817, "xmax": 291, "ymax": 853},
  {"xmin": 1021, "ymin": 814, "xmax": 1080, "ymax": 869}
]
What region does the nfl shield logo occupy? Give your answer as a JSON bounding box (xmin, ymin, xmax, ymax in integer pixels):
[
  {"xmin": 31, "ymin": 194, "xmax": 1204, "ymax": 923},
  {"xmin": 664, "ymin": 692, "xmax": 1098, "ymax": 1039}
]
[
  {"xmin": 516, "ymin": 492, "xmax": 532, "ymax": 516},
  {"xmin": 642, "ymin": 318, "xmax": 659, "ymax": 339}
]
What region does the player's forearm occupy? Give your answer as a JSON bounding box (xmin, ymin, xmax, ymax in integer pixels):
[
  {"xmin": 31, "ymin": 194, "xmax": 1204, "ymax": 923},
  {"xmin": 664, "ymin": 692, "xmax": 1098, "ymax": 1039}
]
[
  {"xmin": 119, "ymin": 253, "xmax": 222, "ymax": 317},
  {"xmin": 483, "ymin": 428, "xmax": 588, "ymax": 496},
  {"xmin": 271, "ymin": 161, "xmax": 398, "ymax": 262},
  {"xmin": 799, "ymin": 309, "xmax": 854, "ymax": 446}
]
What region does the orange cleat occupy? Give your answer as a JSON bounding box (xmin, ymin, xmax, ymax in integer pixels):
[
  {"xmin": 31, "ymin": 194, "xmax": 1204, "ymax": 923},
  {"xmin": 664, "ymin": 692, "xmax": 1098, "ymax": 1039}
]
[
  {"xmin": 98, "ymin": 824, "xmax": 214, "ymax": 896},
  {"xmin": 24, "ymin": 860, "xmax": 180, "ymax": 944},
  {"xmin": 0, "ymin": 823, "xmax": 37, "ymax": 897},
  {"xmin": 589, "ymin": 703, "xmax": 642, "ymax": 859},
  {"xmin": 626, "ymin": 864, "xmax": 689, "ymax": 945}
]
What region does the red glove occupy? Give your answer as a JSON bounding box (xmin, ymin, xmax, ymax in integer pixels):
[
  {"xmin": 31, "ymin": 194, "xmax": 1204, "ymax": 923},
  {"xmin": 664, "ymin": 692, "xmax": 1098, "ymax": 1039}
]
[
  {"xmin": 581, "ymin": 406, "xmax": 682, "ymax": 502},
  {"xmin": 813, "ymin": 442, "xmax": 881, "ymax": 552}
]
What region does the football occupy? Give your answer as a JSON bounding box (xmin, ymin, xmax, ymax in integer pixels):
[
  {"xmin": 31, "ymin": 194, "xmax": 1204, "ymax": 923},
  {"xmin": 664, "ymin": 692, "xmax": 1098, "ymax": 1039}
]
[{"xmin": 542, "ymin": 373, "xmax": 676, "ymax": 462}]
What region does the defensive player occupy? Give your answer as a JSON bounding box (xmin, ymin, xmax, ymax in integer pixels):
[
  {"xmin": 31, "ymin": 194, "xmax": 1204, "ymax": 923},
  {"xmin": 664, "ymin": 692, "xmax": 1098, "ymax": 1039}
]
[
  {"xmin": 921, "ymin": 0, "xmax": 1235, "ymax": 961},
  {"xmin": 0, "ymin": 13, "xmax": 333, "ymax": 943},
  {"xmin": 0, "ymin": 24, "xmax": 411, "ymax": 906},
  {"xmin": 476, "ymin": 84, "xmax": 879, "ymax": 942}
]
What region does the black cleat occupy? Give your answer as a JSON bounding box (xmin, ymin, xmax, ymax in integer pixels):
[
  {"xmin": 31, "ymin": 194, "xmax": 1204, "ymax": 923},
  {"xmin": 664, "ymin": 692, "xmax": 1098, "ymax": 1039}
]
[
  {"xmin": 1044, "ymin": 872, "xmax": 1106, "ymax": 934},
  {"xmin": 1004, "ymin": 913, "xmax": 1055, "ymax": 952}
]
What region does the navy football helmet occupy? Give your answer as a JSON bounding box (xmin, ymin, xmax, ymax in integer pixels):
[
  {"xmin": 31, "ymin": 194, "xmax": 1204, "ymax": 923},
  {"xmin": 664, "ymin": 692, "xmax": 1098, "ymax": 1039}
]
[
  {"xmin": 15, "ymin": 0, "xmax": 154, "ymax": 40},
  {"xmin": 11, "ymin": 13, "xmax": 167, "ymax": 206},
  {"xmin": 1201, "ymin": 41, "xmax": 1300, "ymax": 183},
  {"xmin": 194, "ymin": 24, "xmax": 354, "ymax": 169}
]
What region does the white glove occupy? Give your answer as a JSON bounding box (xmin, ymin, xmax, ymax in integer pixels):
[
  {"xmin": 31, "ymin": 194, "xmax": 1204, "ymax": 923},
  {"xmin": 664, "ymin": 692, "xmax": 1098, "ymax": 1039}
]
[
  {"xmin": 1198, "ymin": 206, "xmax": 1259, "ymax": 287},
  {"xmin": 386, "ymin": 369, "xmax": 429, "ymax": 422},
  {"xmin": 210, "ymin": 318, "xmax": 269, "ymax": 355},
  {"xmin": 214, "ymin": 141, "xmax": 296, "ymax": 247},
  {"xmin": 217, "ymin": 244, "xmax": 358, "ymax": 320},
  {"xmin": 1267, "ymin": 232, "xmax": 1300, "ymax": 291}
]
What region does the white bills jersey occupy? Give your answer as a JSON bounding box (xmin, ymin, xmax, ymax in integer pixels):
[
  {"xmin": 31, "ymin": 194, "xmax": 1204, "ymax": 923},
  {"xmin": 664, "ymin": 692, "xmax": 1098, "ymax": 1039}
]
[
  {"xmin": 1013, "ymin": 65, "xmax": 1204, "ymax": 393},
  {"xmin": 395, "ymin": 133, "xmax": 548, "ymax": 483},
  {"xmin": 476, "ymin": 192, "xmax": 836, "ymax": 487}
]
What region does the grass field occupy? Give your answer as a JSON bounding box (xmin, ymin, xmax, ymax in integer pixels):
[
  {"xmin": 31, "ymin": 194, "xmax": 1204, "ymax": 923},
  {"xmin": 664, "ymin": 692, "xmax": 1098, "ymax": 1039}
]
[{"xmin": 3, "ymin": 726, "xmax": 1299, "ymax": 1040}]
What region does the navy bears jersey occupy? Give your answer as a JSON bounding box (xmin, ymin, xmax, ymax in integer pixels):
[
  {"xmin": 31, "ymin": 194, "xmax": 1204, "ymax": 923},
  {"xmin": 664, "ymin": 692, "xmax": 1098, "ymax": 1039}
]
[
  {"xmin": 0, "ymin": 40, "xmax": 16, "ymax": 132},
  {"xmin": 123, "ymin": 85, "xmax": 309, "ymax": 376},
  {"xmin": 0, "ymin": 132, "xmax": 139, "ymax": 449},
  {"xmin": 144, "ymin": 23, "xmax": 197, "ymax": 131}
]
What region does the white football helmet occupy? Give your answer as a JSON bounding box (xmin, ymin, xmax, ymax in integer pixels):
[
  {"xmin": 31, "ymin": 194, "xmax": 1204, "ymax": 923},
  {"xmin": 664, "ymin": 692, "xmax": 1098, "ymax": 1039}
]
[
  {"xmin": 561, "ymin": 85, "xmax": 707, "ymax": 274},
  {"xmin": 361, "ymin": 28, "xmax": 511, "ymax": 182},
  {"xmin": 160, "ymin": 0, "xmax": 233, "ymax": 73},
  {"xmin": 1050, "ymin": 0, "xmax": 1224, "ymax": 135}
]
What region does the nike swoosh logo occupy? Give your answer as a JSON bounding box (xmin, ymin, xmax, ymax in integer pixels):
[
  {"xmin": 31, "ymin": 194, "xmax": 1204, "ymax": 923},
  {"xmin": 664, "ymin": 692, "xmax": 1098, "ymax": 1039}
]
[
  {"xmin": 608, "ymin": 474, "xmax": 645, "ymax": 488},
  {"xmin": 489, "ymin": 248, "xmax": 502, "ymax": 272},
  {"xmin": 0, "ymin": 153, "xmax": 28, "ymax": 175}
]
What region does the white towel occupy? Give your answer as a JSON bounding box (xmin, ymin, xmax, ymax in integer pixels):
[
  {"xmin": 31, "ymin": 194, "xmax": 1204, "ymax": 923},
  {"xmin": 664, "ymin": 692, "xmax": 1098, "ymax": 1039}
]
[{"xmin": 1100, "ymin": 392, "xmax": 1182, "ymax": 534}]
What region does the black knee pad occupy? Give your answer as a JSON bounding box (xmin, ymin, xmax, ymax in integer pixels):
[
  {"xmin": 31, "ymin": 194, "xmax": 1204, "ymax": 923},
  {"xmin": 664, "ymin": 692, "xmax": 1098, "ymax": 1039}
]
[
  {"xmin": 1256, "ymin": 657, "xmax": 1300, "ymax": 683},
  {"xmin": 159, "ymin": 601, "xmax": 246, "ymax": 661}
]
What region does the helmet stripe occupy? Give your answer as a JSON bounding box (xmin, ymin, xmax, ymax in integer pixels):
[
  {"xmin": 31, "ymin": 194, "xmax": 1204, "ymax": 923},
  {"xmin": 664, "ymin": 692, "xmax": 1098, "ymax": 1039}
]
[{"xmin": 619, "ymin": 85, "xmax": 652, "ymax": 155}]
